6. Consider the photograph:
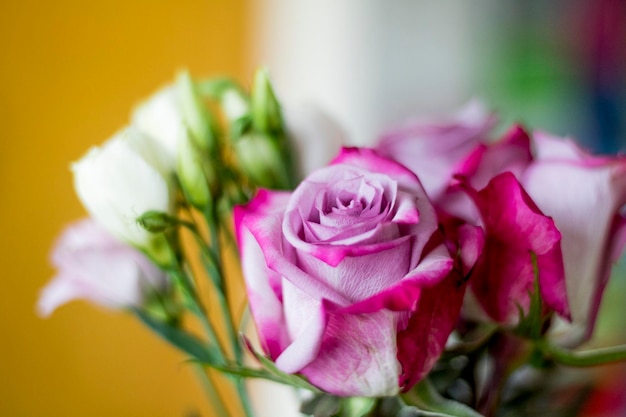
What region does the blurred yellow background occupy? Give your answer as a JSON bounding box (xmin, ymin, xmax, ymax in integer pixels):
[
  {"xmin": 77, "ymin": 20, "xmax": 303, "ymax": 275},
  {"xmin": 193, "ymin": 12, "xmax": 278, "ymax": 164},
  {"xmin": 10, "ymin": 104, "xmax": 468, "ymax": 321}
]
[{"xmin": 0, "ymin": 1, "xmax": 251, "ymax": 416}]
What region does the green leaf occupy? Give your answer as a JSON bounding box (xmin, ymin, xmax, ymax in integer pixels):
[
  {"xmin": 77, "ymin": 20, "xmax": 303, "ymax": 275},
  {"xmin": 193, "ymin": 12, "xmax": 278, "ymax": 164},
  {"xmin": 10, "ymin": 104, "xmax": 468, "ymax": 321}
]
[
  {"xmin": 404, "ymin": 379, "xmax": 485, "ymax": 417},
  {"xmin": 300, "ymin": 394, "xmax": 341, "ymax": 417},
  {"xmin": 133, "ymin": 308, "xmax": 223, "ymax": 366}
]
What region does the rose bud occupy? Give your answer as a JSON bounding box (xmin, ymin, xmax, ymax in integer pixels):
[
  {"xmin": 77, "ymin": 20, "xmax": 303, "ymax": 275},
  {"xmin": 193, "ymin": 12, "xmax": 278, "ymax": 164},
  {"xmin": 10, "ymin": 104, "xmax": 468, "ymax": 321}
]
[{"xmin": 131, "ymin": 85, "xmax": 183, "ymax": 172}]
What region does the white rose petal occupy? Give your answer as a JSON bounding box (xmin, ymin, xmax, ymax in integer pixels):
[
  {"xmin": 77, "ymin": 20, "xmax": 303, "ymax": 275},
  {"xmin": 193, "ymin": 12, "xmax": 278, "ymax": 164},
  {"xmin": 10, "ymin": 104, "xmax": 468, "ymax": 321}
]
[{"xmin": 72, "ymin": 127, "xmax": 174, "ymax": 249}]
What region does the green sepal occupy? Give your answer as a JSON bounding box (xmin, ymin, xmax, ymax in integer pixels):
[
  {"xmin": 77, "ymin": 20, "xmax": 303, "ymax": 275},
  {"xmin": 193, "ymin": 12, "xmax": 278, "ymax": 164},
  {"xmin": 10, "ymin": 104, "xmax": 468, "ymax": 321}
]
[
  {"xmin": 251, "ymin": 68, "xmax": 283, "ymax": 134},
  {"xmin": 340, "ymin": 397, "xmax": 376, "ymax": 417},
  {"xmin": 136, "ymin": 210, "xmax": 178, "ymax": 233},
  {"xmin": 177, "ymin": 126, "xmax": 215, "ymax": 209},
  {"xmin": 176, "ymin": 70, "xmax": 219, "ymax": 154},
  {"xmin": 514, "ymin": 252, "xmax": 545, "ymax": 340},
  {"xmin": 196, "ymin": 77, "xmax": 241, "ymax": 99},
  {"xmin": 132, "ymin": 308, "xmax": 223, "ymax": 366},
  {"xmin": 404, "ymin": 379, "xmax": 485, "ymax": 417},
  {"xmin": 141, "ymin": 233, "xmax": 178, "ymax": 270}
]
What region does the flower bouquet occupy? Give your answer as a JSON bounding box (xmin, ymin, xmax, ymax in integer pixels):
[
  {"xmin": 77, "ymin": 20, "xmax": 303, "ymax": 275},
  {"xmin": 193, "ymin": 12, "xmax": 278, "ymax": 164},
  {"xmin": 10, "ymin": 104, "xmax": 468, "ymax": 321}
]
[{"xmin": 40, "ymin": 69, "xmax": 626, "ymax": 417}]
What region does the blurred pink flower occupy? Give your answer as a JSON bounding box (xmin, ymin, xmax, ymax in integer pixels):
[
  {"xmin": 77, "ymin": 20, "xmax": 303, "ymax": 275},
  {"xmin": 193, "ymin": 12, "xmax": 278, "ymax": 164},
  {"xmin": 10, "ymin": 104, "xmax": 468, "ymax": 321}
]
[
  {"xmin": 376, "ymin": 108, "xmax": 626, "ymax": 344},
  {"xmin": 376, "ymin": 100, "xmax": 496, "ymax": 201},
  {"xmin": 38, "ymin": 218, "xmax": 167, "ymax": 316}
]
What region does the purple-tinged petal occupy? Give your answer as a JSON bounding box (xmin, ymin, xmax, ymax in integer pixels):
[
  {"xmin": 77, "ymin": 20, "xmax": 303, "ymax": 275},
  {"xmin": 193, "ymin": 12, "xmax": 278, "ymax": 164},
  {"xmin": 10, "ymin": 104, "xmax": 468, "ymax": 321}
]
[
  {"xmin": 457, "ymin": 124, "xmax": 533, "ymax": 190},
  {"xmin": 37, "ymin": 276, "xmax": 86, "ymax": 317},
  {"xmin": 466, "ymin": 173, "xmax": 569, "ymax": 324},
  {"xmin": 330, "ymin": 147, "xmax": 424, "ymax": 194},
  {"xmin": 376, "ymin": 101, "xmax": 496, "ymax": 200},
  {"xmin": 236, "ymin": 190, "xmax": 349, "ymax": 306},
  {"xmin": 344, "ymin": 244, "xmax": 454, "ymax": 314},
  {"xmin": 295, "ymin": 239, "xmax": 414, "ymax": 303},
  {"xmin": 39, "ymin": 218, "xmax": 167, "ymax": 316},
  {"xmin": 300, "ymin": 309, "xmax": 402, "ymax": 397}
]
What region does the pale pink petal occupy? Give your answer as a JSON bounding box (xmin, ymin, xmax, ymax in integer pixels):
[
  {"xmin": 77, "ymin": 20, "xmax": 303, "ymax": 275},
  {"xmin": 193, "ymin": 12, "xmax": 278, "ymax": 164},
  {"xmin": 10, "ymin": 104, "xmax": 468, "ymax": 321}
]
[
  {"xmin": 344, "ymin": 245, "xmax": 454, "ymax": 314},
  {"xmin": 274, "ymin": 296, "xmax": 328, "ymax": 373},
  {"xmin": 39, "ymin": 218, "xmax": 167, "ymax": 316},
  {"xmin": 457, "ymin": 124, "xmax": 533, "ymax": 190},
  {"xmin": 295, "ymin": 239, "xmax": 414, "ymax": 303},
  {"xmin": 37, "ymin": 276, "xmax": 85, "ymax": 317},
  {"xmin": 376, "ymin": 101, "xmax": 496, "ymax": 200},
  {"xmin": 330, "ymin": 147, "xmax": 425, "ymax": 194},
  {"xmin": 236, "ymin": 220, "xmax": 291, "ymax": 359},
  {"xmin": 523, "ymin": 157, "xmax": 626, "ymax": 341}
]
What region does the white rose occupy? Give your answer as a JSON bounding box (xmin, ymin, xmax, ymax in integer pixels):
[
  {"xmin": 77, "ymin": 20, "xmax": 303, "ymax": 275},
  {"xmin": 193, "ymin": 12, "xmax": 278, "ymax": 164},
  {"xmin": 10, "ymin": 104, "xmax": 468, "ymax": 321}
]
[
  {"xmin": 72, "ymin": 127, "xmax": 174, "ymax": 253},
  {"xmin": 131, "ymin": 86, "xmax": 185, "ymax": 172}
]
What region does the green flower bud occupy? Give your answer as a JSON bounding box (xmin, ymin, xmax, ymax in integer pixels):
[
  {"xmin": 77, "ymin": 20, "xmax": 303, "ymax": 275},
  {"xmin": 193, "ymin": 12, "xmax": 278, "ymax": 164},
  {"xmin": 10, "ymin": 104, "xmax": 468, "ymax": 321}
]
[
  {"xmin": 136, "ymin": 210, "xmax": 177, "ymax": 233},
  {"xmin": 235, "ymin": 133, "xmax": 290, "ymax": 190},
  {"xmin": 221, "ymin": 85, "xmax": 251, "ymax": 141},
  {"xmin": 176, "ymin": 70, "xmax": 218, "ymax": 154},
  {"xmin": 222, "ymin": 86, "xmax": 250, "ymax": 124},
  {"xmin": 251, "ymin": 68, "xmax": 283, "ymax": 134},
  {"xmin": 177, "ymin": 127, "xmax": 214, "ymax": 209}
]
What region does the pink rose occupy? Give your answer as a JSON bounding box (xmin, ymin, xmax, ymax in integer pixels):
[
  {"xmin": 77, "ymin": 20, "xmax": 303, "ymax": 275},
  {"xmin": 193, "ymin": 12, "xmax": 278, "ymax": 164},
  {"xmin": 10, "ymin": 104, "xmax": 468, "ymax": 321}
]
[
  {"xmin": 521, "ymin": 132, "xmax": 626, "ymax": 344},
  {"xmin": 235, "ymin": 147, "xmax": 482, "ymax": 396},
  {"xmin": 453, "ymin": 126, "xmax": 626, "ymax": 344},
  {"xmin": 38, "ymin": 218, "xmax": 168, "ymax": 316},
  {"xmin": 376, "ymin": 100, "xmax": 496, "ymax": 201}
]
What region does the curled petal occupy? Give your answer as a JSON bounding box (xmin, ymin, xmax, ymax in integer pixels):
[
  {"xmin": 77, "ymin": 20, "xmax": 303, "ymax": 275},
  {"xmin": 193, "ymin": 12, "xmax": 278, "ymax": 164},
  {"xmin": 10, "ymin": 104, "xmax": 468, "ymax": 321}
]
[{"xmin": 466, "ymin": 173, "xmax": 570, "ymax": 324}]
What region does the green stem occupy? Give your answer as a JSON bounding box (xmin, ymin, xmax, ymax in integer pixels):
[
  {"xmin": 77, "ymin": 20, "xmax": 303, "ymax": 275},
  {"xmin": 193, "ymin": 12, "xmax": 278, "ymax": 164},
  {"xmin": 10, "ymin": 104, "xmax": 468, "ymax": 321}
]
[
  {"xmin": 208, "ymin": 364, "xmax": 298, "ymax": 386},
  {"xmin": 235, "ymin": 378, "xmax": 255, "ymax": 417},
  {"xmin": 404, "ymin": 379, "xmax": 485, "ymax": 417},
  {"xmin": 169, "ymin": 267, "xmax": 227, "ymax": 363},
  {"xmin": 203, "ymin": 205, "xmax": 242, "ymax": 360},
  {"xmin": 536, "ymin": 340, "xmax": 626, "ymax": 367},
  {"xmin": 204, "ymin": 207, "xmax": 255, "ymax": 417},
  {"xmin": 193, "ymin": 364, "xmax": 232, "ymax": 417},
  {"xmin": 171, "ymin": 216, "xmax": 254, "ymax": 417}
]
